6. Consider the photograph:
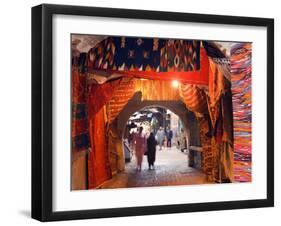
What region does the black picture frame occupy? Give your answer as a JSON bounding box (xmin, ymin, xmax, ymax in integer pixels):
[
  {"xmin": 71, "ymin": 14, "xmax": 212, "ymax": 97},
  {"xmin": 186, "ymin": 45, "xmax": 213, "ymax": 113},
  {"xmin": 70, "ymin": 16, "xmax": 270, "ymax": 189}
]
[{"xmin": 32, "ymin": 4, "xmax": 274, "ymax": 222}]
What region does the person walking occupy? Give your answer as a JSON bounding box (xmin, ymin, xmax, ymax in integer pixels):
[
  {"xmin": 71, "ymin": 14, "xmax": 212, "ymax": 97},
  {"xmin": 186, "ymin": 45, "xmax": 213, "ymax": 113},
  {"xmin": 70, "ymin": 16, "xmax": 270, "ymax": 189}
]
[
  {"xmin": 146, "ymin": 132, "xmax": 157, "ymax": 170},
  {"xmin": 167, "ymin": 129, "xmax": 173, "ymax": 148},
  {"xmin": 156, "ymin": 127, "xmax": 165, "ymax": 150},
  {"xmin": 133, "ymin": 127, "xmax": 146, "ymax": 171}
]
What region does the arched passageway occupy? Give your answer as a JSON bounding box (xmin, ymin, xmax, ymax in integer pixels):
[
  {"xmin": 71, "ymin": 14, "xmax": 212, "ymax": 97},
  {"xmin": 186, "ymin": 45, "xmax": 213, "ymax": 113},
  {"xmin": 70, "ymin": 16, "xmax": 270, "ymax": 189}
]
[
  {"xmin": 106, "ymin": 89, "xmax": 203, "ymax": 170},
  {"xmin": 100, "ymin": 104, "xmax": 207, "ymax": 189}
]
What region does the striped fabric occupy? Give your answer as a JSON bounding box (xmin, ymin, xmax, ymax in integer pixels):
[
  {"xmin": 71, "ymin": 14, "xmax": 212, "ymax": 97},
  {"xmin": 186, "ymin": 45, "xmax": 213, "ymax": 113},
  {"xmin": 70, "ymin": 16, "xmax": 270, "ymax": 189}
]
[
  {"xmin": 107, "ymin": 78, "xmax": 136, "ymax": 123},
  {"xmin": 179, "ymin": 83, "xmax": 208, "ymax": 113},
  {"xmin": 230, "ymin": 43, "xmax": 252, "ymax": 182}
]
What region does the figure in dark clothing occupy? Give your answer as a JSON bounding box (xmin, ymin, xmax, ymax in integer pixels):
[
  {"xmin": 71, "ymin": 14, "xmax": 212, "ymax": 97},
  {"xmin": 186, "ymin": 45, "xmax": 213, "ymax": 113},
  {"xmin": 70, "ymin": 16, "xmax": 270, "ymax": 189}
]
[
  {"xmin": 167, "ymin": 130, "xmax": 173, "ymax": 148},
  {"xmin": 146, "ymin": 132, "xmax": 157, "ymax": 170}
]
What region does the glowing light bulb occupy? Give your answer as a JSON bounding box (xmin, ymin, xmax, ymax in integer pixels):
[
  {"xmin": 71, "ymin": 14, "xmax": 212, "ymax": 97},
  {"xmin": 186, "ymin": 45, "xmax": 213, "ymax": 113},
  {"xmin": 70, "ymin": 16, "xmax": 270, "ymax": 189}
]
[{"xmin": 172, "ymin": 80, "xmax": 179, "ymax": 88}]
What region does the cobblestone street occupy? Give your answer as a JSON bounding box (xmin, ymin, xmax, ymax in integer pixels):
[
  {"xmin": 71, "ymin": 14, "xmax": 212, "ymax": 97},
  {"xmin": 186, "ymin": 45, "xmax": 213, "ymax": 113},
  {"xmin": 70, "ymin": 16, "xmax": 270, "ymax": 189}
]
[{"xmin": 99, "ymin": 146, "xmax": 208, "ymax": 189}]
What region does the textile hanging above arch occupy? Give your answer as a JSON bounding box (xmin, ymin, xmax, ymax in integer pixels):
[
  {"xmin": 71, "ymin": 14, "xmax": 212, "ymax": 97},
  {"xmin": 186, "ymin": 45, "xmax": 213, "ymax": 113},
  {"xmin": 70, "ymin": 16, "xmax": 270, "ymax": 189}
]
[
  {"xmin": 87, "ymin": 37, "xmax": 200, "ymax": 72},
  {"xmin": 85, "ymin": 36, "xmax": 209, "ymax": 85}
]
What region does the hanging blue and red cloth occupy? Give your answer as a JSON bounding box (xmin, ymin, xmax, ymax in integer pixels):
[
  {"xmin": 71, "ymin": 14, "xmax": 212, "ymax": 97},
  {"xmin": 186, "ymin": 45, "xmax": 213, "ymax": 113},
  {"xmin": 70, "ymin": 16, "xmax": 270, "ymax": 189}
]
[
  {"xmin": 87, "ymin": 37, "xmax": 200, "ymax": 71},
  {"xmin": 86, "ymin": 37, "xmax": 210, "ymax": 84}
]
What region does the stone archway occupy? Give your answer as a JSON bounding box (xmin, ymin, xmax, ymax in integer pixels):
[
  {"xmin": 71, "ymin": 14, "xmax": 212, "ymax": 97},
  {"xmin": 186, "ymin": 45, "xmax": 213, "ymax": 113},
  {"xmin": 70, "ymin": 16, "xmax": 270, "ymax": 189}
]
[
  {"xmin": 117, "ymin": 91, "xmax": 201, "ymax": 147},
  {"xmin": 107, "ymin": 90, "xmax": 202, "ymax": 175}
]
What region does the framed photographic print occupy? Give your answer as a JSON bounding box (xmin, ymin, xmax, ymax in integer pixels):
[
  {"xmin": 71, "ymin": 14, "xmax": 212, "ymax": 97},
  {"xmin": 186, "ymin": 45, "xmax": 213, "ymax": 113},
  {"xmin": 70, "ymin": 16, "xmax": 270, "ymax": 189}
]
[{"xmin": 31, "ymin": 4, "xmax": 274, "ymax": 221}]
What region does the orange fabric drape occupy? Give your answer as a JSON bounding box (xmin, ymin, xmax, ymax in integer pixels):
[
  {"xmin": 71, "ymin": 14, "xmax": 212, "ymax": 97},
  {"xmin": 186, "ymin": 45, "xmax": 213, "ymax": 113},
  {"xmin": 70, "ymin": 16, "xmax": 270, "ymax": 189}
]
[
  {"xmin": 178, "ymin": 48, "xmax": 209, "ymax": 113},
  {"xmin": 107, "ymin": 78, "xmax": 136, "ymax": 123},
  {"xmin": 88, "ymin": 107, "xmax": 112, "ymax": 189},
  {"xmin": 179, "ymin": 83, "xmax": 208, "ymax": 113},
  {"xmin": 87, "ymin": 80, "xmax": 121, "ymax": 189},
  {"xmin": 87, "ymin": 79, "xmax": 121, "ymax": 118}
]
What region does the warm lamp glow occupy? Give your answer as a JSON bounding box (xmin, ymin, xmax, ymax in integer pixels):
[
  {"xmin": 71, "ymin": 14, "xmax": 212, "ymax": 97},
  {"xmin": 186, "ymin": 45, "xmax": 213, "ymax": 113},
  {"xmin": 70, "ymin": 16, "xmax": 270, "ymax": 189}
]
[{"xmin": 172, "ymin": 80, "xmax": 179, "ymax": 88}]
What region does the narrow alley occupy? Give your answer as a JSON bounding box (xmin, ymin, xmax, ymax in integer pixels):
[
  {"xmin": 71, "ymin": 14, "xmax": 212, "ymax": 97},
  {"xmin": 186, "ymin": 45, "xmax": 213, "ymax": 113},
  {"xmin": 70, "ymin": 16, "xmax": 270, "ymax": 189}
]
[{"xmin": 99, "ymin": 146, "xmax": 208, "ymax": 189}]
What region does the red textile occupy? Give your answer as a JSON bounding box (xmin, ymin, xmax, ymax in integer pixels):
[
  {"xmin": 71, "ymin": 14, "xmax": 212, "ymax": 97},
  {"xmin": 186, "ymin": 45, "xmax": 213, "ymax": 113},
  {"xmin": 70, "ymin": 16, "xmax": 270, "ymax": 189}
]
[
  {"xmin": 72, "ymin": 69, "xmax": 87, "ymax": 103},
  {"xmin": 88, "ymin": 108, "xmax": 112, "ymax": 189},
  {"xmin": 71, "ymin": 119, "xmax": 88, "ymax": 137},
  {"xmin": 107, "ymin": 78, "xmax": 136, "ymax": 123},
  {"xmin": 72, "ymin": 68, "xmax": 89, "ymax": 152},
  {"xmin": 87, "ymin": 79, "xmax": 121, "ymax": 118},
  {"xmin": 87, "ymin": 80, "xmax": 122, "ymax": 188}
]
